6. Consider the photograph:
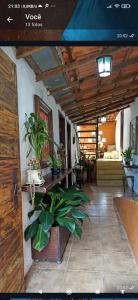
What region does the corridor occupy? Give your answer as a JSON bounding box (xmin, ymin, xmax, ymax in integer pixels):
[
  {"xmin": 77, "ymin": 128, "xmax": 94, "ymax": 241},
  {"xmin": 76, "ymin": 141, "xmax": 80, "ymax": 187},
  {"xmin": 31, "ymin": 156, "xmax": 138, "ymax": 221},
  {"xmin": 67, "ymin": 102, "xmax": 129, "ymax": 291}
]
[{"xmin": 26, "ymin": 184, "xmax": 138, "ymax": 293}]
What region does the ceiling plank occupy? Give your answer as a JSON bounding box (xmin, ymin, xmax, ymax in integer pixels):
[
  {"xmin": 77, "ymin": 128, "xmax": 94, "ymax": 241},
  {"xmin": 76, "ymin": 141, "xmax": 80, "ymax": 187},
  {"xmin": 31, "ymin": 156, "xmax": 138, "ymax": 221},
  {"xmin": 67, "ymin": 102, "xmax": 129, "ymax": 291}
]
[
  {"xmin": 63, "ymin": 84, "xmax": 138, "ymax": 113},
  {"xmin": 25, "ymin": 56, "xmax": 42, "ymax": 74},
  {"xmin": 73, "ymin": 99, "xmax": 134, "ymax": 123},
  {"xmin": 56, "ymin": 73, "xmax": 138, "ymax": 105},
  {"xmin": 67, "ymin": 89, "xmax": 138, "ymax": 117},
  {"xmin": 16, "ymin": 47, "xmax": 46, "ymax": 59},
  {"xmin": 77, "ymin": 106, "xmax": 130, "ymax": 125},
  {"xmin": 49, "ymin": 57, "xmax": 138, "ymax": 95},
  {"xmin": 36, "ymin": 47, "xmax": 124, "ymax": 81},
  {"xmin": 70, "ymin": 94, "xmax": 137, "ymax": 120}
]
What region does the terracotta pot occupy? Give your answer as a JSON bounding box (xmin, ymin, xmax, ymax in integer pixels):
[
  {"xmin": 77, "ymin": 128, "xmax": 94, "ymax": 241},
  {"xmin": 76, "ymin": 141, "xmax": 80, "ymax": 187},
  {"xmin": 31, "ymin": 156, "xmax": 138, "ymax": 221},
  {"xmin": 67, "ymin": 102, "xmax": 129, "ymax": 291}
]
[{"xmin": 32, "ymin": 226, "xmax": 70, "ymax": 263}]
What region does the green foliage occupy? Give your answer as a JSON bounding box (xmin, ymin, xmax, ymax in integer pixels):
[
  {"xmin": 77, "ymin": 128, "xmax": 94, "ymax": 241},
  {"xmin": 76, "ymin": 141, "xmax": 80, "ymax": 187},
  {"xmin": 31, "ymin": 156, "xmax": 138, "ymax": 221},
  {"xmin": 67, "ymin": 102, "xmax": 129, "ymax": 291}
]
[
  {"xmin": 24, "ymin": 113, "xmax": 50, "ymax": 161},
  {"xmin": 24, "ymin": 185, "xmax": 90, "ymax": 252},
  {"xmin": 122, "ymin": 147, "xmax": 133, "ymax": 161},
  {"xmin": 47, "ymin": 154, "xmax": 62, "ymax": 168}
]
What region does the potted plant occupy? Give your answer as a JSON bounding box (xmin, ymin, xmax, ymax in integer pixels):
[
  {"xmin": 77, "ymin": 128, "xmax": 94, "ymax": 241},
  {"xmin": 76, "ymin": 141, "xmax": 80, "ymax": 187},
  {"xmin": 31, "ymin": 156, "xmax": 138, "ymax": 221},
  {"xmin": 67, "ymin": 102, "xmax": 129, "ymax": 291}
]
[
  {"xmin": 24, "ymin": 185, "xmax": 90, "ymax": 262},
  {"xmin": 47, "ymin": 154, "xmax": 62, "ymax": 176},
  {"xmin": 122, "ymin": 147, "xmax": 133, "ymax": 166},
  {"xmin": 24, "ymin": 113, "xmax": 50, "ymax": 185}
]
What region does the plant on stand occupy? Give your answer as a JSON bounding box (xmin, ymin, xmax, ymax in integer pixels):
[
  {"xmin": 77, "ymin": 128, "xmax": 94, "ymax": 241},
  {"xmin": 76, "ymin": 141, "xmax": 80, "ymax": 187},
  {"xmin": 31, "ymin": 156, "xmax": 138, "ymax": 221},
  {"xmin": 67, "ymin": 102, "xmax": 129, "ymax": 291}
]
[
  {"xmin": 47, "ymin": 153, "xmax": 62, "ymax": 176},
  {"xmin": 122, "ymin": 147, "xmax": 133, "ymax": 166},
  {"xmin": 24, "ymin": 113, "xmax": 51, "ymax": 201}
]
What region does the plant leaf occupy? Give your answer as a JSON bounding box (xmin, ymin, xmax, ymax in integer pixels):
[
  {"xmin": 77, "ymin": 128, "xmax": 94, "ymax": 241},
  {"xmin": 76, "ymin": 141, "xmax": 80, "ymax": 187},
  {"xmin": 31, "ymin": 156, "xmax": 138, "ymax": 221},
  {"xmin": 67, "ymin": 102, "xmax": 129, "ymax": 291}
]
[
  {"xmin": 28, "ymin": 210, "xmax": 35, "ymax": 219},
  {"xmin": 39, "ymin": 211, "xmax": 54, "ymax": 232},
  {"xmin": 24, "ymin": 220, "xmax": 38, "ymax": 241},
  {"xmin": 65, "ymin": 200, "xmax": 81, "ymax": 206},
  {"xmin": 71, "ymin": 208, "xmax": 89, "ymax": 220},
  {"xmin": 33, "ymin": 224, "xmax": 50, "ymax": 252},
  {"xmin": 74, "ymin": 223, "xmax": 82, "ymax": 239},
  {"xmin": 56, "ymin": 217, "xmax": 76, "ymax": 233},
  {"xmin": 57, "ymin": 206, "xmax": 72, "ymax": 218}
]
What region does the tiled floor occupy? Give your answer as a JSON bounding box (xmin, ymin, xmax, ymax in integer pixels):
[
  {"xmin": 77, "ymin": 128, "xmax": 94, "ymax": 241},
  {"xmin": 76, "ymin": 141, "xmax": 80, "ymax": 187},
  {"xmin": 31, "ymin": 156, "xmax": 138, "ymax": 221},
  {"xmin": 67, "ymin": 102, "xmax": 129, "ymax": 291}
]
[{"xmin": 26, "ymin": 184, "xmax": 138, "ymax": 293}]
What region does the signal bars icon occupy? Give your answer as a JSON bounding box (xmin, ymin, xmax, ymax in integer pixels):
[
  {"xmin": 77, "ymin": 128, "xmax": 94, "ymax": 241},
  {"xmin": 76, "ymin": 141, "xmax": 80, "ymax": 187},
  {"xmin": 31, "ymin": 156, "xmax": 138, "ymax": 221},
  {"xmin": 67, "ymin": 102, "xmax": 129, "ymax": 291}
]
[{"xmin": 107, "ymin": 3, "xmax": 120, "ymax": 8}]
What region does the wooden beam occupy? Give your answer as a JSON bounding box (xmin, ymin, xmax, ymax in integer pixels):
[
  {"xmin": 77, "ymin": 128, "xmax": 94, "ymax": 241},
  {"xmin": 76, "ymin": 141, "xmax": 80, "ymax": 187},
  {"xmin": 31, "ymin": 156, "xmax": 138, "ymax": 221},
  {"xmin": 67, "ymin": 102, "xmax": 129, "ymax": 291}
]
[
  {"xmin": 63, "ymin": 84, "xmax": 138, "ymax": 113},
  {"xmin": 62, "ymin": 81, "xmax": 138, "ymax": 111},
  {"xmin": 49, "ymin": 57, "xmax": 138, "ymax": 96},
  {"xmin": 36, "ymin": 47, "xmax": 125, "ymax": 81},
  {"xmin": 71, "ymin": 97, "xmax": 134, "ymax": 122},
  {"xmin": 75, "ymin": 104, "xmax": 130, "ymax": 126},
  {"xmin": 25, "ymin": 56, "xmax": 42, "ymax": 74},
  {"xmin": 57, "ymin": 74, "xmax": 138, "ymax": 105},
  {"xmin": 16, "ymin": 47, "xmax": 46, "ymax": 59},
  {"xmin": 71, "ymin": 97, "xmax": 134, "ymax": 121},
  {"xmin": 67, "ymin": 90, "xmax": 138, "ymax": 118},
  {"xmin": 73, "ymin": 100, "xmax": 134, "ymax": 123},
  {"xmin": 76, "ymin": 105, "xmax": 130, "ymax": 124}
]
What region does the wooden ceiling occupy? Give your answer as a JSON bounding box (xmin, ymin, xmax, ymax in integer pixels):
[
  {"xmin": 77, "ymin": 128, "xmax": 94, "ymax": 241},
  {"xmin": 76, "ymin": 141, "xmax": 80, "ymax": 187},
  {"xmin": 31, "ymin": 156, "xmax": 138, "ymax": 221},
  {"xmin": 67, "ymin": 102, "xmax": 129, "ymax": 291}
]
[{"xmin": 16, "ymin": 46, "xmax": 138, "ymax": 124}]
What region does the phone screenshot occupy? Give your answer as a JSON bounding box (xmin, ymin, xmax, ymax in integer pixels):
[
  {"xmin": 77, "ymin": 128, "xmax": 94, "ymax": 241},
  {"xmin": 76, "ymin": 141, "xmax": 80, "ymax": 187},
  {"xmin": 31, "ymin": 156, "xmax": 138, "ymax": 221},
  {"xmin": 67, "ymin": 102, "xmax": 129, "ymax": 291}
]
[
  {"xmin": 0, "ymin": 0, "xmax": 138, "ymax": 41},
  {"xmin": 1, "ymin": 0, "xmax": 138, "ymax": 297}
]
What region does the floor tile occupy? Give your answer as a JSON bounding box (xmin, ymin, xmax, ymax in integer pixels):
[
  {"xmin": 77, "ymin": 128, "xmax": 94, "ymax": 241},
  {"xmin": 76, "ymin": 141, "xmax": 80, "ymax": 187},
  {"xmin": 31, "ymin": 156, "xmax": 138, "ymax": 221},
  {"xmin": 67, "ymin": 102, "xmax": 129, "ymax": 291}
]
[
  {"xmin": 103, "ymin": 273, "xmax": 138, "ymax": 292},
  {"xmin": 68, "ymin": 250, "xmax": 103, "ymax": 272},
  {"xmin": 26, "ymin": 184, "xmax": 138, "ymax": 293},
  {"xmin": 72, "ymin": 237, "xmax": 102, "ymax": 252},
  {"xmin": 103, "ymin": 252, "xmax": 138, "ymax": 274},
  {"xmin": 64, "ymin": 271, "xmax": 103, "ymax": 293},
  {"xmin": 26, "ymin": 270, "xmax": 64, "ymax": 292}
]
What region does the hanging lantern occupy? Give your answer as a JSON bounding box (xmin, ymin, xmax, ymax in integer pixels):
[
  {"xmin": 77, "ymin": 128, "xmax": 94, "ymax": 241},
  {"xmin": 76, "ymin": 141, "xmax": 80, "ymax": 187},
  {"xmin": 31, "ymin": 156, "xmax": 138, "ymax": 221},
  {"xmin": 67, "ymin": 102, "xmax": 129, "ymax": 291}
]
[{"xmin": 97, "ymin": 55, "xmax": 112, "ymax": 78}]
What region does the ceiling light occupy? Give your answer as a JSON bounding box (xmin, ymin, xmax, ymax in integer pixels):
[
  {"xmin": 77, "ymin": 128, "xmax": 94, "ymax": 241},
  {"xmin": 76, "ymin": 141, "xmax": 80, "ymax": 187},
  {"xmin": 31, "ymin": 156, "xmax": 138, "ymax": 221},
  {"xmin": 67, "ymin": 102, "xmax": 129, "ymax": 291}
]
[
  {"xmin": 91, "ymin": 132, "xmax": 95, "ymax": 136},
  {"xmin": 102, "ymin": 138, "xmax": 107, "ymax": 143},
  {"xmin": 97, "ymin": 55, "xmax": 112, "ymax": 78},
  {"xmin": 101, "ymin": 116, "xmax": 107, "ymax": 123}
]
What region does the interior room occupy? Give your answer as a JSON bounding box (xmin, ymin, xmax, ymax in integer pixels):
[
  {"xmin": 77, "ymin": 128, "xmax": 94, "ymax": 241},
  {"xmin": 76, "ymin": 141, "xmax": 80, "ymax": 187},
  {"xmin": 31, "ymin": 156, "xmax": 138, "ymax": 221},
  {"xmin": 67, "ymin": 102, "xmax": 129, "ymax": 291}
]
[{"xmin": 1, "ymin": 46, "xmax": 138, "ymax": 293}]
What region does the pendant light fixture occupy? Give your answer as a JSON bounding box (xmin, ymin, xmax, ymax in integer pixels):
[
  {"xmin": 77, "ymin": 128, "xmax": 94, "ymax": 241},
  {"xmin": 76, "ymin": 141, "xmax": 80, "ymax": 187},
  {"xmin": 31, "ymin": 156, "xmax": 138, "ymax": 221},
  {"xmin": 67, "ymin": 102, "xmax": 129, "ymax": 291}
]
[
  {"xmin": 100, "ymin": 116, "xmax": 107, "ymax": 123},
  {"xmin": 97, "ymin": 55, "xmax": 112, "ymax": 78}
]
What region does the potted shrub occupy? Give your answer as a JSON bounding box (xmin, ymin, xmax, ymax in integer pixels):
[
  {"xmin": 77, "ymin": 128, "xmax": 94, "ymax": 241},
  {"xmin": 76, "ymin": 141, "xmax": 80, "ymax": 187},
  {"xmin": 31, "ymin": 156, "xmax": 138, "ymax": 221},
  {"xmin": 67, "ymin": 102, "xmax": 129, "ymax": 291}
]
[
  {"xmin": 24, "ymin": 113, "xmax": 51, "ymax": 185},
  {"xmin": 47, "ymin": 154, "xmax": 62, "ymax": 176},
  {"xmin": 24, "ymin": 185, "xmax": 90, "ymax": 262},
  {"xmin": 122, "ymin": 147, "xmax": 133, "ymax": 166}
]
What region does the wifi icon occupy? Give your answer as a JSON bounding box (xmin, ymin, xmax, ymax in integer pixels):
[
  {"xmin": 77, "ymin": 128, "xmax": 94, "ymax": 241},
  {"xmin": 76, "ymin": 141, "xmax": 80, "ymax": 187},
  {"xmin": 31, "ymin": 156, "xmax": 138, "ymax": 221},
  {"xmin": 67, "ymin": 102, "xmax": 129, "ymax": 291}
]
[{"xmin": 114, "ymin": 3, "xmax": 120, "ymax": 8}]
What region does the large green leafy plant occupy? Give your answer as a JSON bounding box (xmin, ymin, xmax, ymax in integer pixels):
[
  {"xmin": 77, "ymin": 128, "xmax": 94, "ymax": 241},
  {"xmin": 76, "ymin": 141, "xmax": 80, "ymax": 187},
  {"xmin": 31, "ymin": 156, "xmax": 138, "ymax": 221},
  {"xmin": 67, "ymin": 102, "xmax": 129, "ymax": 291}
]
[
  {"xmin": 24, "ymin": 185, "xmax": 90, "ymax": 252},
  {"xmin": 24, "ymin": 113, "xmax": 50, "ymax": 162}
]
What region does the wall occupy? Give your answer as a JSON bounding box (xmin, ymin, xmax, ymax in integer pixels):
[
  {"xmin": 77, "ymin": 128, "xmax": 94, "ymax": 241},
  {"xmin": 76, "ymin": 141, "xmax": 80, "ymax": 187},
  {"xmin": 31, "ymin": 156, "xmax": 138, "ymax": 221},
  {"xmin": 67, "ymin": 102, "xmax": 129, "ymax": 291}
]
[
  {"xmin": 115, "ymin": 196, "xmax": 138, "ymax": 266},
  {"xmin": 1, "ymin": 47, "xmax": 77, "ymax": 275},
  {"xmin": 116, "ymin": 98, "xmax": 138, "ymax": 193},
  {"xmin": 99, "ymin": 121, "xmax": 116, "ymax": 150},
  {"xmin": 123, "ymin": 98, "xmax": 138, "ymax": 194},
  {"xmin": 115, "ymin": 113, "xmax": 121, "ymax": 154}
]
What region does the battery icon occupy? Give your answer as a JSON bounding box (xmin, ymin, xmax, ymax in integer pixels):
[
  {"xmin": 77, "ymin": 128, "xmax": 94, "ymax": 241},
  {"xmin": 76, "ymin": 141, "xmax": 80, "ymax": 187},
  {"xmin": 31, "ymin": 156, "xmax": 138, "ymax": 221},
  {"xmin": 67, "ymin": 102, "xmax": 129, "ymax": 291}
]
[{"xmin": 121, "ymin": 4, "xmax": 131, "ymax": 8}]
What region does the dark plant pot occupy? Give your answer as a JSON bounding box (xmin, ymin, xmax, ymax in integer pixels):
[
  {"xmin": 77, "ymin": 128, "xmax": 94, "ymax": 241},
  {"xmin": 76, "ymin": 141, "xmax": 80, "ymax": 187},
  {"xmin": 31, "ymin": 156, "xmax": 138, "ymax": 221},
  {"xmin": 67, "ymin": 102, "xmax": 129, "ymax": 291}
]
[
  {"xmin": 57, "ymin": 168, "xmax": 61, "ymax": 174},
  {"xmin": 51, "ymin": 168, "xmax": 58, "ymax": 176},
  {"xmin": 125, "ymin": 160, "xmax": 130, "ymax": 166},
  {"xmin": 32, "ymin": 226, "xmax": 70, "ymax": 263}
]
